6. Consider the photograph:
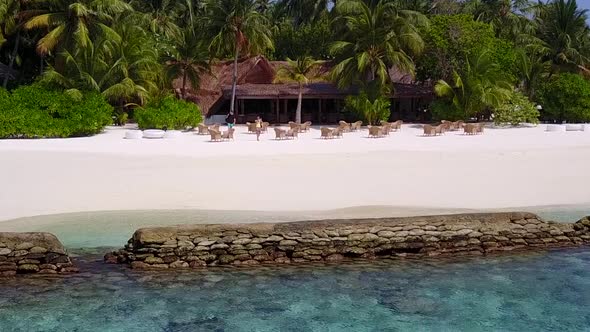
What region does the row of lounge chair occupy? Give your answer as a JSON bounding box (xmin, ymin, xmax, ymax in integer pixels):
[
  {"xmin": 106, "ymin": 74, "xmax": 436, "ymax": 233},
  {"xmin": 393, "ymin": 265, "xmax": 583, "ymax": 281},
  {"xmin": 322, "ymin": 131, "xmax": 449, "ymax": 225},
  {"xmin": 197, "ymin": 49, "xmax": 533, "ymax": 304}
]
[
  {"xmin": 246, "ymin": 122, "xmax": 270, "ymax": 133},
  {"xmin": 208, "ymin": 128, "xmax": 234, "ymax": 142},
  {"xmin": 289, "ymin": 121, "xmax": 312, "ymax": 132},
  {"xmin": 423, "ymin": 121, "xmax": 484, "ymax": 136},
  {"xmin": 365, "ymin": 120, "xmax": 404, "ymax": 138},
  {"xmin": 197, "ymin": 123, "xmax": 219, "ymax": 135}
]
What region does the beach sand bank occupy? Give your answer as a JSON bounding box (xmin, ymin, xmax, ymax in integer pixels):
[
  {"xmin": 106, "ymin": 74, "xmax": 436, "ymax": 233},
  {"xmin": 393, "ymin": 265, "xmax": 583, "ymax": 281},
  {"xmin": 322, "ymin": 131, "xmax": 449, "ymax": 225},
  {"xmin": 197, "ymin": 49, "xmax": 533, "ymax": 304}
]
[{"xmin": 1, "ymin": 124, "xmax": 589, "ymax": 223}]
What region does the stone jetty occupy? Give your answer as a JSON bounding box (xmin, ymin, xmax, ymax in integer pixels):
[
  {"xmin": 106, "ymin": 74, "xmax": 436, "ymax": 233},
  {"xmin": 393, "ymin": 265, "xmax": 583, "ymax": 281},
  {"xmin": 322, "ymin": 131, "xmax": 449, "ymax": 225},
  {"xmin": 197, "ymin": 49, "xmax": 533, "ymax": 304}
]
[
  {"xmin": 105, "ymin": 213, "xmax": 590, "ymax": 269},
  {"xmin": 0, "ymin": 232, "xmax": 77, "ymax": 276}
]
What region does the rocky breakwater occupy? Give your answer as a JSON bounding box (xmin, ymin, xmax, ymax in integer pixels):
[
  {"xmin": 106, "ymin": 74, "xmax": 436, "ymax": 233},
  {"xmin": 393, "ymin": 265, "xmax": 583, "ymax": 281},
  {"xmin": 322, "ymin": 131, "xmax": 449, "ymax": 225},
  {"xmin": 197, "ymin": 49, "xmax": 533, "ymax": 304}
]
[
  {"xmin": 105, "ymin": 212, "xmax": 590, "ymax": 269},
  {"xmin": 0, "ymin": 232, "xmax": 78, "ymax": 276}
]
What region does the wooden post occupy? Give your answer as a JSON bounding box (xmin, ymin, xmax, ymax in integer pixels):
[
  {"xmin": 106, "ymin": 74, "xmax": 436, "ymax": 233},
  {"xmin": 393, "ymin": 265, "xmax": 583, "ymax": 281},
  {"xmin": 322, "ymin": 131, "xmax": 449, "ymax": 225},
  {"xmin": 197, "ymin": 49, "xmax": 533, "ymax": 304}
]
[{"xmin": 283, "ymin": 99, "xmax": 288, "ymax": 123}]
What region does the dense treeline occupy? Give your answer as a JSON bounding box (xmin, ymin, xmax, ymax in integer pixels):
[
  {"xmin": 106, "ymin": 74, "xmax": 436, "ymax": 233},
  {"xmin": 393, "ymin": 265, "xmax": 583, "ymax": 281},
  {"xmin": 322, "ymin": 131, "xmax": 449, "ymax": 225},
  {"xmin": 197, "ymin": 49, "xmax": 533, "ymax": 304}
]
[{"xmin": 1, "ymin": 0, "xmax": 590, "ymax": 135}]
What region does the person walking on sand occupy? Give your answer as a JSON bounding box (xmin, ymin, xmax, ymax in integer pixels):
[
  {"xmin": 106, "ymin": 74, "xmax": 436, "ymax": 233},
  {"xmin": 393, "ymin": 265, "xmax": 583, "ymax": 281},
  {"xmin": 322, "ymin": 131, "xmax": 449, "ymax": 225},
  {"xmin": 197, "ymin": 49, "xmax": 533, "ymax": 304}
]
[
  {"xmin": 255, "ymin": 116, "xmax": 262, "ymax": 141},
  {"xmin": 225, "ymin": 112, "xmax": 235, "ymax": 129}
]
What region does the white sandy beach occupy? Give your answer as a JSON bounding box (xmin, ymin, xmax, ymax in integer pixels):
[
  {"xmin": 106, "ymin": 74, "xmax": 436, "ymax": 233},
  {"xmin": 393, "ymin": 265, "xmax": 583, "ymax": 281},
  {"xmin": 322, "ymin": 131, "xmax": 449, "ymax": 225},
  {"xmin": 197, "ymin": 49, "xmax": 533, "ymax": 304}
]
[{"xmin": 1, "ymin": 124, "xmax": 589, "ymax": 223}]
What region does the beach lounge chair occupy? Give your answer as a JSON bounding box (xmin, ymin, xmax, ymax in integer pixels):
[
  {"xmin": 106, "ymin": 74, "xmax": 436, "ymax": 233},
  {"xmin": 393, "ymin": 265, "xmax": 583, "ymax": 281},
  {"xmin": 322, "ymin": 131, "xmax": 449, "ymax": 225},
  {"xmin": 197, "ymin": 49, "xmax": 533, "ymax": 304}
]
[
  {"xmin": 338, "ymin": 121, "xmax": 351, "ymax": 133},
  {"xmin": 368, "ymin": 125, "xmax": 383, "ymax": 138},
  {"xmin": 391, "ymin": 120, "xmax": 403, "ymax": 131},
  {"xmin": 463, "ymin": 123, "xmax": 477, "ymax": 135},
  {"xmin": 434, "ymin": 124, "xmax": 446, "ymax": 136},
  {"xmin": 286, "ymin": 128, "xmax": 298, "ymax": 139},
  {"xmin": 262, "ymin": 122, "xmax": 270, "ymax": 132},
  {"xmin": 274, "ymin": 128, "xmax": 287, "ymax": 140},
  {"xmin": 440, "ymin": 120, "xmax": 453, "ymax": 132},
  {"xmin": 351, "ymin": 121, "xmax": 363, "ymax": 131},
  {"xmin": 333, "ymin": 127, "xmax": 343, "ymax": 138},
  {"xmin": 197, "ymin": 124, "xmax": 209, "ymax": 135},
  {"xmin": 381, "ymin": 123, "xmax": 392, "ymax": 135},
  {"xmin": 247, "ymin": 122, "xmax": 257, "ymax": 133},
  {"xmin": 221, "ymin": 128, "xmax": 234, "ymax": 141},
  {"xmin": 423, "ymin": 124, "xmax": 436, "ymax": 136},
  {"xmin": 320, "ymin": 127, "xmax": 334, "ymax": 139},
  {"xmin": 451, "ymin": 120, "xmax": 464, "ymax": 131},
  {"xmin": 208, "ymin": 129, "xmax": 222, "ymax": 142},
  {"xmin": 300, "ymin": 121, "xmax": 312, "ymax": 132},
  {"xmin": 210, "ymin": 124, "xmax": 220, "ymax": 132},
  {"xmin": 475, "ymin": 123, "xmax": 485, "ymax": 135}
]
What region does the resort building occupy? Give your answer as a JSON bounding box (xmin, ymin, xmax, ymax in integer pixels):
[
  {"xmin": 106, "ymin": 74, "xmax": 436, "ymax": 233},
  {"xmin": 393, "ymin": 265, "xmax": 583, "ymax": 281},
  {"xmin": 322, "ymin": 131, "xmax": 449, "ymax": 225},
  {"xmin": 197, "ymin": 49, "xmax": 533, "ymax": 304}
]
[{"xmin": 176, "ymin": 56, "xmax": 434, "ymax": 124}]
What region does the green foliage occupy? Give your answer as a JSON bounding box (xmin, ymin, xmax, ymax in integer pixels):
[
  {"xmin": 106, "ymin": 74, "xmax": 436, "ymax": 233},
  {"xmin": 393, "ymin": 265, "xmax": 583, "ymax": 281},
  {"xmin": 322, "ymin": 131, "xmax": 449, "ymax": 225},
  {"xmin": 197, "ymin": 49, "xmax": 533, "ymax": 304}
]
[
  {"xmin": 430, "ymin": 99, "xmax": 465, "ymax": 121},
  {"xmin": 39, "ymin": 18, "xmax": 161, "ymax": 107},
  {"xmin": 537, "ymin": 73, "xmax": 590, "ymax": 122},
  {"xmin": 115, "ymin": 112, "xmax": 128, "ymax": 126},
  {"xmin": 271, "ymin": 17, "xmax": 332, "ymax": 60},
  {"xmin": 23, "ymin": 0, "xmax": 132, "ymax": 55},
  {"xmin": 330, "ymin": 0, "xmax": 427, "ymax": 89},
  {"xmin": 434, "ymin": 49, "xmax": 513, "ymax": 118},
  {"xmin": 535, "ymin": 0, "xmax": 590, "ymax": 71},
  {"xmin": 135, "ymin": 96, "xmax": 202, "ymax": 130},
  {"xmin": 417, "ymin": 14, "xmax": 517, "ymax": 82},
  {"xmin": 493, "ymin": 90, "xmax": 540, "ymax": 126},
  {"xmin": 344, "ymin": 92, "xmax": 391, "ymax": 125},
  {"xmin": 0, "ymin": 84, "xmax": 112, "ymax": 138},
  {"xmin": 164, "ymin": 29, "xmax": 211, "ymax": 99}
]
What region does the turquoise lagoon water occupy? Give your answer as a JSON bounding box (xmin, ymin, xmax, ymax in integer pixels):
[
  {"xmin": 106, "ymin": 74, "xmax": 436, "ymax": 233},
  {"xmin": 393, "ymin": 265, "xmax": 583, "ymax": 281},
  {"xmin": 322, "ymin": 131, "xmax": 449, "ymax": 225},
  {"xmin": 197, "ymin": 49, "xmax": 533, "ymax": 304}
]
[
  {"xmin": 1, "ymin": 249, "xmax": 590, "ymax": 331},
  {"xmin": 1, "ymin": 206, "xmax": 589, "ymax": 331}
]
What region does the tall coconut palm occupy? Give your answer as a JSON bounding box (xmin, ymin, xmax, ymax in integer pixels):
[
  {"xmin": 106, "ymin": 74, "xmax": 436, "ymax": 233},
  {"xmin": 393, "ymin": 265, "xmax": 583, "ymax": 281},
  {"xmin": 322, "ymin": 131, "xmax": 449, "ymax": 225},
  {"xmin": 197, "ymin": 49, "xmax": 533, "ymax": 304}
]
[
  {"xmin": 535, "ymin": 0, "xmax": 590, "ymax": 72},
  {"xmin": 434, "ymin": 50, "xmax": 513, "ymax": 118},
  {"xmin": 164, "ymin": 30, "xmax": 211, "ymax": 99},
  {"xmin": 130, "ymin": 0, "xmax": 182, "ymax": 40},
  {"xmin": 0, "ymin": 0, "xmax": 26, "ymax": 88},
  {"xmin": 23, "ymin": 0, "xmax": 131, "ymax": 56},
  {"xmin": 205, "ymin": 0, "xmax": 274, "ymax": 114},
  {"xmin": 465, "ymin": 0, "xmax": 535, "ymax": 39},
  {"xmin": 330, "ymin": 0, "xmax": 427, "ymax": 90},
  {"xmin": 41, "ymin": 20, "xmax": 161, "ymax": 107},
  {"xmin": 514, "ymin": 48, "xmax": 550, "ymax": 99},
  {"xmin": 274, "ymin": 56, "xmax": 322, "ymax": 123},
  {"xmin": 275, "ymin": 0, "xmax": 333, "ymax": 26}
]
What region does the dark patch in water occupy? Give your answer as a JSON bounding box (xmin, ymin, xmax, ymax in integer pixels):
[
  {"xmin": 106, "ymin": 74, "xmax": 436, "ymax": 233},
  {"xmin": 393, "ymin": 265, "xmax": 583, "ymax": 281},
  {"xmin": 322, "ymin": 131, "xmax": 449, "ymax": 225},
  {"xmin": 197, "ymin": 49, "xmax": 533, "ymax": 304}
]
[{"xmin": 164, "ymin": 317, "xmax": 225, "ymax": 332}]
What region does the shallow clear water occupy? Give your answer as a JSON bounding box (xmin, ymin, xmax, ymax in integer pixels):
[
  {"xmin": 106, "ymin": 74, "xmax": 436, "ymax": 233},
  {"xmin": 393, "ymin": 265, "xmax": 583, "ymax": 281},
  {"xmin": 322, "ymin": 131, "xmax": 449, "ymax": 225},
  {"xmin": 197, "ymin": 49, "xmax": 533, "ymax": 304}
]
[
  {"xmin": 1, "ymin": 249, "xmax": 590, "ymax": 332},
  {"xmin": 2, "ymin": 205, "xmax": 588, "ymax": 248}
]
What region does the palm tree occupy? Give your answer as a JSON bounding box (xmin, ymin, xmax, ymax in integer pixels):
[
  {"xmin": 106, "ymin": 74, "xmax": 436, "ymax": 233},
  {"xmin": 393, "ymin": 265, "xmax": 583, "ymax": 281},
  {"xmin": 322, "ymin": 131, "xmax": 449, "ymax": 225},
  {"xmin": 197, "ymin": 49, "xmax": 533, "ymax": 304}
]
[
  {"xmin": 165, "ymin": 30, "xmax": 211, "ymax": 99},
  {"xmin": 130, "ymin": 0, "xmax": 182, "ymax": 40},
  {"xmin": 205, "ymin": 0, "xmax": 274, "ymax": 114},
  {"xmin": 534, "ymin": 0, "xmax": 590, "ymax": 72},
  {"xmin": 434, "ymin": 50, "xmax": 513, "ymax": 118},
  {"xmin": 41, "ymin": 20, "xmax": 161, "ymax": 107},
  {"xmin": 464, "ymin": 0, "xmax": 535, "ymax": 40},
  {"xmin": 274, "ymin": 56, "xmax": 322, "ymax": 123},
  {"xmin": 23, "ymin": 0, "xmax": 131, "ymax": 56},
  {"xmin": 330, "ymin": 0, "xmax": 427, "ymax": 90},
  {"xmin": 275, "ymin": 0, "xmax": 333, "ymax": 26},
  {"xmin": 514, "ymin": 48, "xmax": 550, "ymax": 99},
  {"xmin": 0, "ymin": 0, "xmax": 26, "ymax": 88}
]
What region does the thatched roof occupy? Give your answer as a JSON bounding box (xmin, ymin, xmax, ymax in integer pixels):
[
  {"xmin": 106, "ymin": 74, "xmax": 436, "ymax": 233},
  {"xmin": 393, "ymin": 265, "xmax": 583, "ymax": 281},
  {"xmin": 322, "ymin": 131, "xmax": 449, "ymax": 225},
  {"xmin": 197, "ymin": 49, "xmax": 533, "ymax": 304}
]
[
  {"xmin": 223, "ymin": 82, "xmax": 433, "ymax": 99},
  {"xmin": 173, "ymin": 55, "xmax": 432, "ymax": 116}
]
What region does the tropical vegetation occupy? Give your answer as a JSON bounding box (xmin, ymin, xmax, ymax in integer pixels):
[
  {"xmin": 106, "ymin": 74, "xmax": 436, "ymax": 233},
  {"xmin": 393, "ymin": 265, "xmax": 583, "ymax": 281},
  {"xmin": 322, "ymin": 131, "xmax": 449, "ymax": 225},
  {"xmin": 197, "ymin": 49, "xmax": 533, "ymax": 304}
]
[
  {"xmin": 537, "ymin": 73, "xmax": 590, "ymax": 123},
  {"xmin": 135, "ymin": 96, "xmax": 203, "ymax": 130},
  {"xmin": 0, "ymin": 84, "xmax": 112, "ymax": 138},
  {"xmin": 493, "ymin": 90, "xmax": 540, "ymax": 126},
  {"xmin": 1, "ymin": 0, "xmax": 590, "ymax": 137}
]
